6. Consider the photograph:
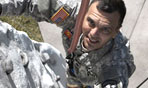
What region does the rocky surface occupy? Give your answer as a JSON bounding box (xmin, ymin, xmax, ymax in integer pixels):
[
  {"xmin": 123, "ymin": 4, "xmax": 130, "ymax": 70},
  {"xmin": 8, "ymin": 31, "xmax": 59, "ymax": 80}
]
[{"xmin": 0, "ymin": 21, "xmax": 66, "ymax": 88}]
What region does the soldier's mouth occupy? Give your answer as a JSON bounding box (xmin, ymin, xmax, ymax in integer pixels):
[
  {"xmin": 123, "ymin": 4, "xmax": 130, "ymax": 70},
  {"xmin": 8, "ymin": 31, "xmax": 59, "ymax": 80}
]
[
  {"xmin": 89, "ymin": 38, "xmax": 98, "ymax": 43},
  {"xmin": 87, "ymin": 37, "xmax": 99, "ymax": 45},
  {"xmin": 86, "ymin": 34, "xmax": 100, "ymax": 44}
]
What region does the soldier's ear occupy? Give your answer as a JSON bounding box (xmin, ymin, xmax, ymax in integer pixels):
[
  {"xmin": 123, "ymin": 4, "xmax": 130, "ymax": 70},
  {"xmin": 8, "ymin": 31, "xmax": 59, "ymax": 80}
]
[
  {"xmin": 112, "ymin": 33, "xmax": 118, "ymax": 39},
  {"xmin": 112, "ymin": 25, "xmax": 121, "ymax": 38}
]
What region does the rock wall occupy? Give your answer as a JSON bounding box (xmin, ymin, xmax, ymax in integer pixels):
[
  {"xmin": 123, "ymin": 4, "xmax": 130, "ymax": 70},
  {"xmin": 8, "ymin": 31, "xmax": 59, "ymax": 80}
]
[{"xmin": 0, "ymin": 21, "xmax": 66, "ymax": 88}]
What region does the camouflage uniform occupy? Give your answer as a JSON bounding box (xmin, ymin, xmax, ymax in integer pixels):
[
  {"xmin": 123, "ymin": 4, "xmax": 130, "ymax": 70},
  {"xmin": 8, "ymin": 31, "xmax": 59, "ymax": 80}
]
[
  {"xmin": 0, "ymin": 0, "xmax": 136, "ymax": 88},
  {"xmin": 65, "ymin": 33, "xmax": 136, "ymax": 88}
]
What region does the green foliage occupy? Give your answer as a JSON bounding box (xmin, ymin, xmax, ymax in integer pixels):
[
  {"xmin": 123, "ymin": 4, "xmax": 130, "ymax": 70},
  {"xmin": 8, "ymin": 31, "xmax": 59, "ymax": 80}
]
[{"xmin": 0, "ymin": 16, "xmax": 44, "ymax": 42}]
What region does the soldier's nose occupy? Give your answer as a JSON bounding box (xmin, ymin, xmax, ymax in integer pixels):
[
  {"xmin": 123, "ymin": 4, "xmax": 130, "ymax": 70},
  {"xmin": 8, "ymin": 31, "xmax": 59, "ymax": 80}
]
[{"xmin": 90, "ymin": 28, "xmax": 100, "ymax": 37}]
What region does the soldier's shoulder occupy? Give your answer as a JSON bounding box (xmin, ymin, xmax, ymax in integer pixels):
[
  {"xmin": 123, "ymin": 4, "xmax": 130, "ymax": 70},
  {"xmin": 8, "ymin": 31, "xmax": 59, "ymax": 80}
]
[
  {"xmin": 50, "ymin": 0, "xmax": 81, "ymax": 27},
  {"xmin": 114, "ymin": 32, "xmax": 128, "ymax": 48},
  {"xmin": 112, "ymin": 32, "xmax": 132, "ymax": 59}
]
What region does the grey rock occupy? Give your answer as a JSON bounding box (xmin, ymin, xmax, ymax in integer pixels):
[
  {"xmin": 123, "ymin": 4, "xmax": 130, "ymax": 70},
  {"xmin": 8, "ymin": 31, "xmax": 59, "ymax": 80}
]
[{"xmin": 0, "ymin": 21, "xmax": 66, "ymax": 88}]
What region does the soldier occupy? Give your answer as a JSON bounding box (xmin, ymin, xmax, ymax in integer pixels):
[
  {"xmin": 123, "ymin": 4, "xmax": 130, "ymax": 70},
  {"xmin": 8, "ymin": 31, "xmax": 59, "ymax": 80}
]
[{"xmin": 0, "ymin": 0, "xmax": 136, "ymax": 88}]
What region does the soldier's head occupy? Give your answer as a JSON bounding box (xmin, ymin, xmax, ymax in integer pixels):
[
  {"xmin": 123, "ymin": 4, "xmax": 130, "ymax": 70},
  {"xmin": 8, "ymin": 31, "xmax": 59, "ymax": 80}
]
[{"xmin": 82, "ymin": 0, "xmax": 126, "ymax": 51}]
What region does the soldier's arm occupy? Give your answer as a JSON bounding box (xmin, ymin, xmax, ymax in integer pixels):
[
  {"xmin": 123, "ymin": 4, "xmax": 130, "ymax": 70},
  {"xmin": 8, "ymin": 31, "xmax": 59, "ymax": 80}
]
[
  {"xmin": 0, "ymin": 0, "xmax": 80, "ymax": 54},
  {"xmin": 0, "ymin": 0, "xmax": 79, "ymax": 22},
  {"xmin": 0, "ymin": 0, "xmax": 75, "ymax": 22}
]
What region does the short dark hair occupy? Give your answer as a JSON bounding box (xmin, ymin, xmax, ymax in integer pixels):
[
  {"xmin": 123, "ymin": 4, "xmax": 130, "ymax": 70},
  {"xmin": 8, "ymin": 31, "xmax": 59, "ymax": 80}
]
[{"xmin": 91, "ymin": 0, "xmax": 126, "ymax": 26}]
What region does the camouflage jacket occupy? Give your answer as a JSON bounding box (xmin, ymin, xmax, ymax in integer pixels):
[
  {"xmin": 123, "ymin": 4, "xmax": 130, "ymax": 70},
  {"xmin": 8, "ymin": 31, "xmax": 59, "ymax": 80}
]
[
  {"xmin": 68, "ymin": 33, "xmax": 136, "ymax": 87},
  {"xmin": 0, "ymin": 0, "xmax": 136, "ymax": 87}
]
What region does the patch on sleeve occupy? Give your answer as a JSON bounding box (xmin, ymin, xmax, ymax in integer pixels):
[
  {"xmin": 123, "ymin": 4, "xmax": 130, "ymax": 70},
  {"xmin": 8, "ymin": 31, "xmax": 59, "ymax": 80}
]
[
  {"xmin": 51, "ymin": 7, "xmax": 69, "ymax": 24},
  {"xmin": 64, "ymin": 29, "xmax": 72, "ymax": 39}
]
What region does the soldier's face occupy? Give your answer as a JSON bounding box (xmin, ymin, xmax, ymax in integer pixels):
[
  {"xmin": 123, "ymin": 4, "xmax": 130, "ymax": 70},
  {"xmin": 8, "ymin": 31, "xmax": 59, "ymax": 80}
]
[{"xmin": 82, "ymin": 1, "xmax": 120, "ymax": 51}]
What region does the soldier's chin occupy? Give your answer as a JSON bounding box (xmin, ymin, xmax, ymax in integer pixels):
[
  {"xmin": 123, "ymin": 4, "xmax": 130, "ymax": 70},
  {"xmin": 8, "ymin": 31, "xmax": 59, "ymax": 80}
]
[
  {"xmin": 89, "ymin": 43, "xmax": 103, "ymax": 51},
  {"xmin": 86, "ymin": 44, "xmax": 98, "ymax": 51}
]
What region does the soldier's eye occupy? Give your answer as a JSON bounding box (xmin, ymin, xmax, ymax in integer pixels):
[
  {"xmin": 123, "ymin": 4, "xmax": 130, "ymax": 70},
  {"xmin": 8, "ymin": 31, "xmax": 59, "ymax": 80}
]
[
  {"xmin": 87, "ymin": 17, "xmax": 95, "ymax": 28},
  {"xmin": 101, "ymin": 27, "xmax": 112, "ymax": 34}
]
